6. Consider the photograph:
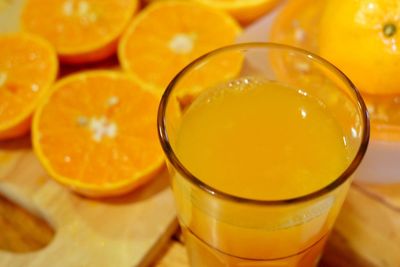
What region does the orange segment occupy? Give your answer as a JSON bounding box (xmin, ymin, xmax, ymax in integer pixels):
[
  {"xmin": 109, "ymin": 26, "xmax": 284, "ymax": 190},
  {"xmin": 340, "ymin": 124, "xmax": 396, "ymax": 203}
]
[
  {"xmin": 0, "ymin": 33, "xmax": 58, "ymax": 140},
  {"xmin": 193, "ymin": 0, "xmax": 282, "ymax": 25},
  {"xmin": 118, "ymin": 1, "xmax": 242, "ymax": 93},
  {"xmin": 21, "ymin": 0, "xmax": 139, "ymax": 64},
  {"xmin": 32, "ymin": 70, "xmax": 164, "ymax": 197}
]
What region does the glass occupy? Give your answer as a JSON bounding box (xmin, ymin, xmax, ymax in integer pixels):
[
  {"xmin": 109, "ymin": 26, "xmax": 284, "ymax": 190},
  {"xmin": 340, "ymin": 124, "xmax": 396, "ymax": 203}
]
[{"xmin": 158, "ymin": 43, "xmax": 369, "ymax": 267}]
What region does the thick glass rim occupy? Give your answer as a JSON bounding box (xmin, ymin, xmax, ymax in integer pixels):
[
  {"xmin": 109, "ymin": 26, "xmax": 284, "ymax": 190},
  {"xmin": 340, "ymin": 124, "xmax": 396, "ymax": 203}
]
[{"xmin": 157, "ymin": 42, "xmax": 370, "ymax": 206}]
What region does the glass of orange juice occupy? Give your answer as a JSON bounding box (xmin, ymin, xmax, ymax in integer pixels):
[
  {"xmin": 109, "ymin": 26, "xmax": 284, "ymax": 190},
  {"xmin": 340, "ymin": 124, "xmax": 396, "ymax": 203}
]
[{"xmin": 158, "ymin": 43, "xmax": 369, "ymax": 267}]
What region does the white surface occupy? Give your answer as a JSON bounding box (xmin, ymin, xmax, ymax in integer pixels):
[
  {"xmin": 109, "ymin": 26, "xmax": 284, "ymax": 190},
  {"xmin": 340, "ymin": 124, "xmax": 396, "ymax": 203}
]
[{"xmin": 354, "ymin": 141, "xmax": 400, "ymax": 183}]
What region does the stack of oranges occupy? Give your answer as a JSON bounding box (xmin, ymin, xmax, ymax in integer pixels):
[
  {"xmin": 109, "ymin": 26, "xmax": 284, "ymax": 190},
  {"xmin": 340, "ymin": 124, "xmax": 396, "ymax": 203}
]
[{"xmin": 0, "ymin": 0, "xmax": 279, "ymax": 197}]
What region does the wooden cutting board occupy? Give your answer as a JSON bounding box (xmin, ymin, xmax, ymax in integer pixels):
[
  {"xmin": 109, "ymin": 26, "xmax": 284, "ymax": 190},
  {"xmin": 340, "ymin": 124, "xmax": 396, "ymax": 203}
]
[
  {"xmin": 0, "ymin": 137, "xmax": 177, "ymax": 267},
  {"xmin": 0, "ymin": 1, "xmax": 177, "ymax": 266}
]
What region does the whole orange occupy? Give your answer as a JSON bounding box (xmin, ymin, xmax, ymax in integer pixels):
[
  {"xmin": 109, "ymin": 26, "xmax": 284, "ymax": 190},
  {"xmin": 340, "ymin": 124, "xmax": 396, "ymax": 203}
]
[{"xmin": 319, "ymin": 0, "xmax": 400, "ymax": 95}]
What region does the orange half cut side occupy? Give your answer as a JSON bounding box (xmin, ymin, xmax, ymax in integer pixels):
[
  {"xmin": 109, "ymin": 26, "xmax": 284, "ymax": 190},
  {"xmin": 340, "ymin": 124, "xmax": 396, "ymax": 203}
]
[
  {"xmin": 0, "ymin": 33, "xmax": 58, "ymax": 140},
  {"xmin": 118, "ymin": 1, "xmax": 242, "ymax": 94},
  {"xmin": 21, "ymin": 0, "xmax": 139, "ymax": 64},
  {"xmin": 32, "ymin": 70, "xmax": 164, "ymax": 197}
]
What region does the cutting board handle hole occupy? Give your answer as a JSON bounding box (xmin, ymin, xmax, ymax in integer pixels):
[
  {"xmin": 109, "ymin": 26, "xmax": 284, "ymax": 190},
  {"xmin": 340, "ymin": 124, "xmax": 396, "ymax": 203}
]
[{"xmin": 0, "ymin": 193, "xmax": 55, "ymax": 253}]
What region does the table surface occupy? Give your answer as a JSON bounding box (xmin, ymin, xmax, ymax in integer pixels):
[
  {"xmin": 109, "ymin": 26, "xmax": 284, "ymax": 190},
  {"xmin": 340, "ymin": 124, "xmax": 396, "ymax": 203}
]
[{"xmin": 2, "ymin": 181, "xmax": 400, "ymax": 267}]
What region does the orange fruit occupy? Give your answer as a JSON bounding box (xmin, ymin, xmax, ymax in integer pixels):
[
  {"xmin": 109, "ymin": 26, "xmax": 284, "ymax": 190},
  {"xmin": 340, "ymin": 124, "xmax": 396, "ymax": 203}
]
[
  {"xmin": 0, "ymin": 33, "xmax": 58, "ymax": 140},
  {"xmin": 32, "ymin": 70, "xmax": 164, "ymax": 197},
  {"xmin": 193, "ymin": 0, "xmax": 282, "ymax": 25},
  {"xmin": 364, "ymin": 94, "xmax": 400, "ymax": 140},
  {"xmin": 21, "ymin": 0, "xmax": 139, "ymax": 64},
  {"xmin": 118, "ymin": 1, "xmax": 242, "ymax": 94},
  {"xmin": 269, "ymin": 0, "xmax": 400, "ymax": 140},
  {"xmin": 269, "ymin": 0, "xmax": 323, "ymax": 53},
  {"xmin": 319, "ymin": 0, "xmax": 400, "ymax": 95}
]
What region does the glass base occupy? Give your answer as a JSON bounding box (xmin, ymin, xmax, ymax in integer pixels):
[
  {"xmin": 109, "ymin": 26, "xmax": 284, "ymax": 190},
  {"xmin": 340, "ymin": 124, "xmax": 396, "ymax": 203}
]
[{"xmin": 182, "ymin": 226, "xmax": 327, "ymax": 267}]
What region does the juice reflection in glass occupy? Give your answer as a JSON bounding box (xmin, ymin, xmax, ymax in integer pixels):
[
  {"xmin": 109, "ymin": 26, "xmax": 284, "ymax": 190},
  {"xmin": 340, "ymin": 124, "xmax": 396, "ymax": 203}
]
[{"xmin": 158, "ymin": 43, "xmax": 369, "ymax": 267}]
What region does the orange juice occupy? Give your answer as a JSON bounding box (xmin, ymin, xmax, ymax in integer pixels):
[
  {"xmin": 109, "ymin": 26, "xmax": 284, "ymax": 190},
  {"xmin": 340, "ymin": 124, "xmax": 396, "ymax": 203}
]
[
  {"xmin": 173, "ymin": 78, "xmax": 352, "ymax": 266},
  {"xmin": 176, "ymin": 78, "xmax": 350, "ymax": 200}
]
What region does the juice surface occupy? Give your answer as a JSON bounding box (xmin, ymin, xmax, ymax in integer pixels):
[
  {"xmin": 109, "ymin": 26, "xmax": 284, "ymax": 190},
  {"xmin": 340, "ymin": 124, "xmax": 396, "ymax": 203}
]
[{"xmin": 175, "ymin": 78, "xmax": 350, "ymax": 200}]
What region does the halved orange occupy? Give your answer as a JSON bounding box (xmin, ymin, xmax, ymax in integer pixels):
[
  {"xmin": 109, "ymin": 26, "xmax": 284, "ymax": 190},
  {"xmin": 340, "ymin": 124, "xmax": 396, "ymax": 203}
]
[
  {"xmin": 118, "ymin": 1, "xmax": 242, "ymax": 94},
  {"xmin": 32, "ymin": 70, "xmax": 164, "ymax": 197},
  {"xmin": 21, "ymin": 0, "xmax": 139, "ymax": 64},
  {"xmin": 0, "ymin": 33, "xmax": 58, "ymax": 140},
  {"xmin": 269, "ymin": 0, "xmax": 322, "ymax": 53},
  {"xmin": 193, "ymin": 0, "xmax": 282, "ymax": 25}
]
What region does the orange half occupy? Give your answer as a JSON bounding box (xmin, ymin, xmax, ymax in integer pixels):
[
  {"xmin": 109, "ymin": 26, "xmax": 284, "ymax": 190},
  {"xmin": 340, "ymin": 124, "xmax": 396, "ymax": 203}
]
[
  {"xmin": 193, "ymin": 0, "xmax": 282, "ymax": 25},
  {"xmin": 0, "ymin": 33, "xmax": 58, "ymax": 140},
  {"xmin": 118, "ymin": 1, "xmax": 242, "ymax": 94},
  {"xmin": 21, "ymin": 0, "xmax": 139, "ymax": 64},
  {"xmin": 32, "ymin": 70, "xmax": 164, "ymax": 197}
]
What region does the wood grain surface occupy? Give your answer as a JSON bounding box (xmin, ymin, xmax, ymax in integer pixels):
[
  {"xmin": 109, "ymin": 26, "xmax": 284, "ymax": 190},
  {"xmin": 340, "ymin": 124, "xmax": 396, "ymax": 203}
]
[
  {"xmin": 4, "ymin": 176, "xmax": 398, "ymax": 267},
  {"xmin": 0, "ymin": 137, "xmax": 177, "ymax": 267}
]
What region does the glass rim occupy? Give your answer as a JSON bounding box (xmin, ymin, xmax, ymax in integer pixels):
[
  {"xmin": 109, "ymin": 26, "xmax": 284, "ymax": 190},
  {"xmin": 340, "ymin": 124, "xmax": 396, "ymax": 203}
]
[{"xmin": 157, "ymin": 42, "xmax": 370, "ymax": 206}]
